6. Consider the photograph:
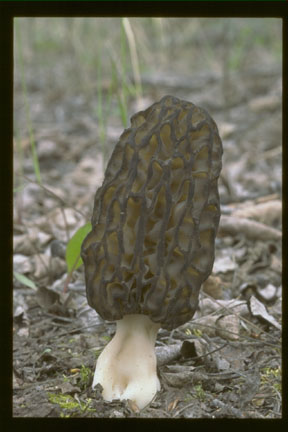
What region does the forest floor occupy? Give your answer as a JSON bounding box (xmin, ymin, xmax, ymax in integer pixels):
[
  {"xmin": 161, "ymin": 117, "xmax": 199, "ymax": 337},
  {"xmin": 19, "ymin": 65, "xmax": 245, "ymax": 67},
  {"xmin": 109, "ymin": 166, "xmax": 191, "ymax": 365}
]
[{"xmin": 13, "ymin": 54, "xmax": 282, "ymax": 418}]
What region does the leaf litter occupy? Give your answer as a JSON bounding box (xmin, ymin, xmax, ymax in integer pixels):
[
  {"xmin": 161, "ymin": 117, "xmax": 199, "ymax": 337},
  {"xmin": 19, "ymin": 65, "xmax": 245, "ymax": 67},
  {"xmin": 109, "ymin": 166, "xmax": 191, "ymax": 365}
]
[{"xmin": 13, "ymin": 25, "xmax": 282, "ymax": 418}]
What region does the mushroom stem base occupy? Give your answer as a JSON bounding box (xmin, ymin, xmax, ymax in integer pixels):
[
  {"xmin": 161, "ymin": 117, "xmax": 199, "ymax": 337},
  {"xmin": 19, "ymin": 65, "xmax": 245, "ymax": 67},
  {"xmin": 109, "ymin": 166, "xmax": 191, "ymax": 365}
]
[{"xmin": 92, "ymin": 314, "xmax": 160, "ymax": 410}]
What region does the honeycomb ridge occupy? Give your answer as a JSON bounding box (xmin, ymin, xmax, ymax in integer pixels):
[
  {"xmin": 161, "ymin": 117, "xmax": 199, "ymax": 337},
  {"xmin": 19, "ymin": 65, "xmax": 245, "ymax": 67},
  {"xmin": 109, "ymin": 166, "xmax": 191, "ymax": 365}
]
[{"xmin": 81, "ymin": 95, "xmax": 222, "ymax": 330}]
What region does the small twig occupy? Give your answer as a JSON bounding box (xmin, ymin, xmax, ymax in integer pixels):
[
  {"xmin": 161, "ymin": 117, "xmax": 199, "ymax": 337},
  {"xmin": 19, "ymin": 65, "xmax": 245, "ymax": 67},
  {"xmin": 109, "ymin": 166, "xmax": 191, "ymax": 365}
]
[
  {"xmin": 190, "ymin": 342, "xmax": 228, "ymax": 362},
  {"xmin": 42, "ymin": 323, "xmax": 104, "ymax": 339},
  {"xmin": 42, "ymin": 312, "xmax": 75, "ymax": 323},
  {"xmin": 172, "ymin": 401, "xmax": 196, "ymax": 418},
  {"xmin": 209, "ymin": 397, "xmax": 244, "ymax": 418},
  {"xmin": 219, "ymin": 215, "xmax": 281, "ymax": 241}
]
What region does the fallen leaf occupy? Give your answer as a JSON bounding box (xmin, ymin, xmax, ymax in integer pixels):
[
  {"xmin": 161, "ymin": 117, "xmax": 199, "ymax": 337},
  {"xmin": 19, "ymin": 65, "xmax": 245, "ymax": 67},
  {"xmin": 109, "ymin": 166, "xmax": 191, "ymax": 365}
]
[
  {"xmin": 216, "ymin": 314, "xmax": 240, "ymax": 341},
  {"xmin": 36, "ymin": 286, "xmax": 60, "ymax": 310},
  {"xmin": 34, "ymin": 253, "xmax": 50, "ymax": 279},
  {"xmin": 256, "ymin": 284, "xmax": 277, "ymax": 302},
  {"xmin": 249, "ymin": 295, "xmax": 281, "ymax": 330}
]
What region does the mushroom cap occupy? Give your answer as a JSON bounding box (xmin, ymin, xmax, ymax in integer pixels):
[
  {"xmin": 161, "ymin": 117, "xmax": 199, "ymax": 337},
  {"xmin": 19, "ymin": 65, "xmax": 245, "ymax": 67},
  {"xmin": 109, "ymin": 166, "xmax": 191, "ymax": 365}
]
[{"xmin": 81, "ymin": 95, "xmax": 222, "ymax": 330}]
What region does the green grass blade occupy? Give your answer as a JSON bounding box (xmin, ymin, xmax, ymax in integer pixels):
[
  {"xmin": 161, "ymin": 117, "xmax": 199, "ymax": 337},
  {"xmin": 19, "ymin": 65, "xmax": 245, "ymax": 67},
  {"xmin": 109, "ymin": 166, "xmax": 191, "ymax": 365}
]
[
  {"xmin": 14, "ymin": 20, "xmax": 42, "ymax": 185},
  {"xmin": 13, "ymin": 271, "xmax": 37, "ymax": 290},
  {"xmin": 65, "ymin": 222, "xmax": 92, "ymax": 273}
]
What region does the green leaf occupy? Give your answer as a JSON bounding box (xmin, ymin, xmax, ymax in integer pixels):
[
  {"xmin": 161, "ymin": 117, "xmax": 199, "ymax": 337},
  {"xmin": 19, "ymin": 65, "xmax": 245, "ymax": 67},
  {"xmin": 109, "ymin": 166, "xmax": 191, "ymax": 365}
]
[
  {"xmin": 13, "ymin": 271, "xmax": 37, "ymax": 290},
  {"xmin": 65, "ymin": 222, "xmax": 92, "ymax": 273}
]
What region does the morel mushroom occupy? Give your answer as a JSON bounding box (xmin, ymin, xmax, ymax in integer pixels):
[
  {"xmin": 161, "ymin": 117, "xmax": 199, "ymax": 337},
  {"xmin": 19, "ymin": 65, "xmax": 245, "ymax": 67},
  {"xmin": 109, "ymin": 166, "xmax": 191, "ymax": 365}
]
[{"xmin": 81, "ymin": 95, "xmax": 222, "ymax": 409}]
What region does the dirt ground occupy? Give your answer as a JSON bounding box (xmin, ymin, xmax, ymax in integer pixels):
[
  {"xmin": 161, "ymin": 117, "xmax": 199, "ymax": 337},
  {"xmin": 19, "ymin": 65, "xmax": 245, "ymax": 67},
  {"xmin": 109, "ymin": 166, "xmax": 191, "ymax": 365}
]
[{"xmin": 13, "ymin": 18, "xmax": 282, "ymax": 418}]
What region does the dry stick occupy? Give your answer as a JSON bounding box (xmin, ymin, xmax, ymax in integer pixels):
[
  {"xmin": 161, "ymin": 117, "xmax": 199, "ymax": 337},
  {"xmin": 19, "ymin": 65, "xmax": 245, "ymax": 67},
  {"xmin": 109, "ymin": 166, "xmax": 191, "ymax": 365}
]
[
  {"xmin": 156, "ymin": 341, "xmax": 228, "ymax": 366},
  {"xmin": 122, "ymin": 18, "xmax": 142, "ymax": 99},
  {"xmin": 219, "ymin": 215, "xmax": 281, "ymax": 241},
  {"xmin": 172, "ymin": 401, "xmax": 197, "ymax": 418}
]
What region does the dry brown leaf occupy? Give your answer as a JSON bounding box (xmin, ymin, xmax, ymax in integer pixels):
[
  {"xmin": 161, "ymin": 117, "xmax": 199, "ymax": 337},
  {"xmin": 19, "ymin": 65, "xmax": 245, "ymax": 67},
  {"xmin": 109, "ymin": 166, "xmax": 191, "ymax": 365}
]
[
  {"xmin": 13, "ymin": 229, "xmax": 52, "ymax": 255},
  {"xmin": 13, "ymin": 233, "xmax": 37, "ymax": 255},
  {"xmin": 216, "ymin": 314, "xmax": 240, "ymax": 341},
  {"xmin": 33, "ymin": 253, "xmax": 50, "ymax": 279},
  {"xmin": 35, "ymin": 286, "xmax": 60, "ymax": 310},
  {"xmin": 36, "ymin": 208, "xmax": 84, "ymax": 241},
  {"xmin": 249, "ymin": 295, "xmax": 281, "ymax": 330}
]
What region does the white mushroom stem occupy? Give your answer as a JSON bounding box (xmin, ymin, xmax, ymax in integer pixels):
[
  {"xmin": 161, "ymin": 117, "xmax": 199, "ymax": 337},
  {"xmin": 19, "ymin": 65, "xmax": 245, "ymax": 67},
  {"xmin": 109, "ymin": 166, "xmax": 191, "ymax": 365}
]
[{"xmin": 92, "ymin": 314, "xmax": 160, "ymax": 410}]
